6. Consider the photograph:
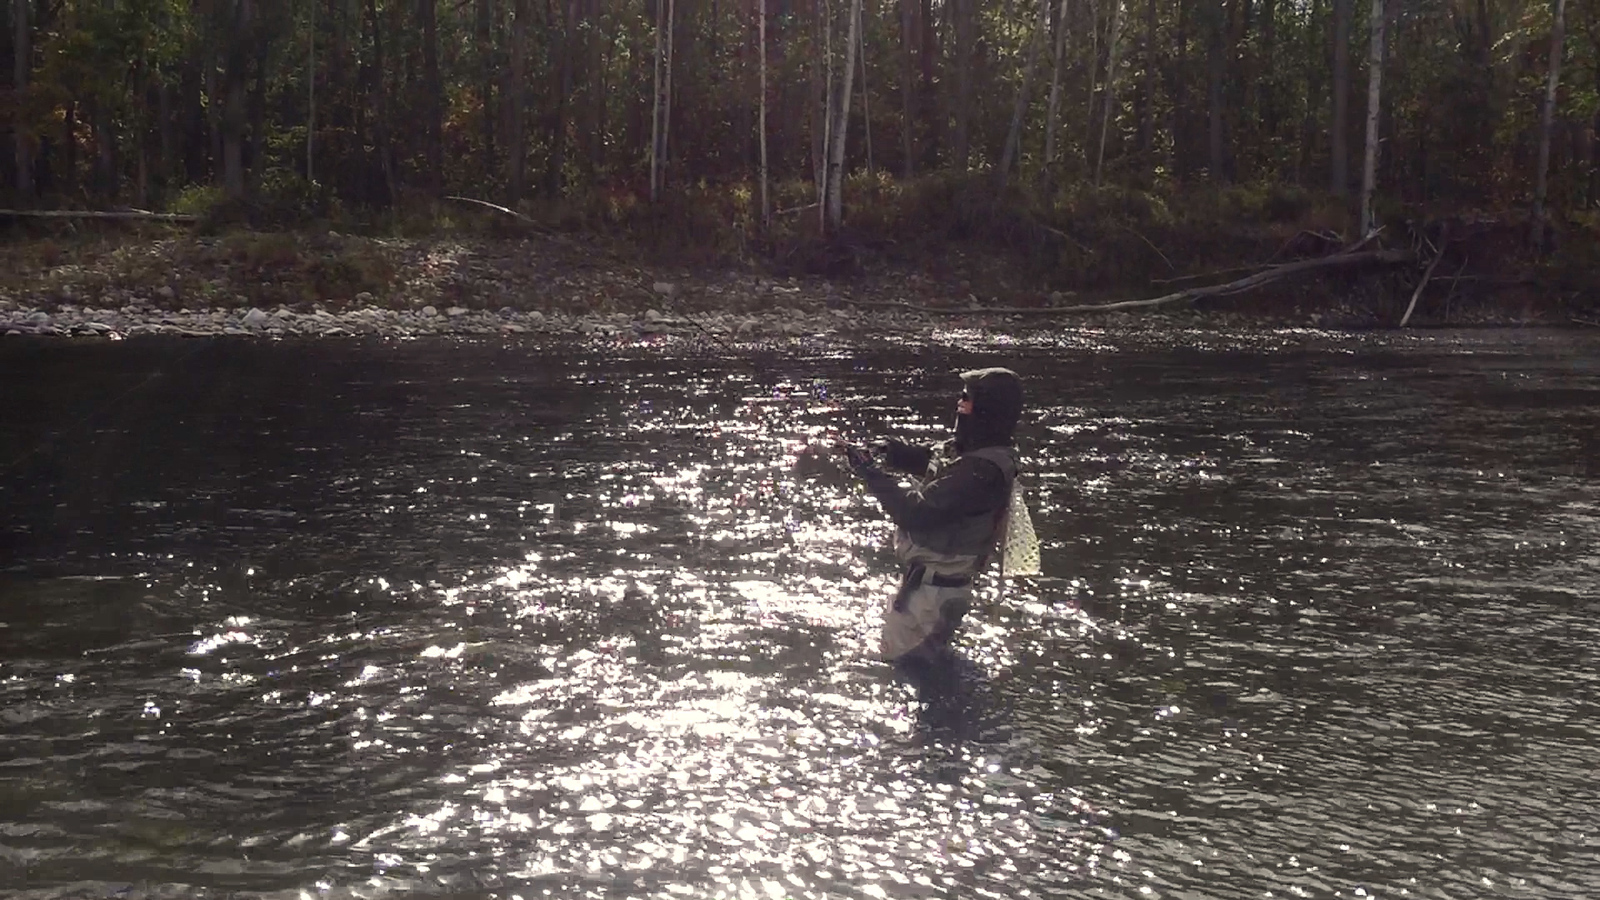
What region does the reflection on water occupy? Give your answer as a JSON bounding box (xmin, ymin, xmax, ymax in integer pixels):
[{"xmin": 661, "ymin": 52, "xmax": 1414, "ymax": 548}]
[{"xmin": 1, "ymin": 327, "xmax": 1598, "ymax": 899}]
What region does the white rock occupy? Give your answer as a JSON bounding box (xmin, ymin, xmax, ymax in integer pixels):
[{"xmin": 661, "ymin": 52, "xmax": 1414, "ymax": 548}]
[
  {"xmin": 274, "ymin": 307, "xmax": 293, "ymax": 318},
  {"xmin": 241, "ymin": 308, "xmax": 271, "ymax": 328},
  {"xmin": 355, "ymin": 291, "xmax": 375, "ymax": 304},
  {"xmin": 527, "ymin": 311, "xmax": 546, "ymax": 325},
  {"xmin": 447, "ymin": 306, "xmax": 469, "ymax": 317},
  {"xmin": 652, "ymin": 282, "xmax": 677, "ymax": 297},
  {"xmin": 157, "ymin": 285, "xmax": 176, "ymax": 300},
  {"xmin": 502, "ymin": 323, "xmax": 528, "ymax": 333},
  {"xmin": 27, "ymin": 311, "xmax": 50, "ymax": 324},
  {"xmin": 421, "ymin": 305, "xmax": 439, "ymax": 317},
  {"xmin": 644, "ymin": 309, "xmax": 664, "ymax": 323}
]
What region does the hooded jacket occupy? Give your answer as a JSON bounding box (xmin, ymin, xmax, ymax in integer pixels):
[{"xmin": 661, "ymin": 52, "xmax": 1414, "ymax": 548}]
[{"xmin": 859, "ymin": 368, "xmax": 1024, "ymax": 577}]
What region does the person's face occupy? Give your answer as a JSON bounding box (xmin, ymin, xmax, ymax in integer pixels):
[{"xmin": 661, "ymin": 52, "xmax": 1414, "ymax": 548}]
[{"xmin": 957, "ymin": 394, "xmax": 974, "ymax": 416}]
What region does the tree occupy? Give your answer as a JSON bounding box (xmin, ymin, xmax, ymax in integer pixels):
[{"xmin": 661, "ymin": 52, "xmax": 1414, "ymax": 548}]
[
  {"xmin": 1532, "ymin": 0, "xmax": 1567, "ymax": 251},
  {"xmin": 1095, "ymin": 0, "xmax": 1124, "ymax": 185},
  {"xmin": 999, "ymin": 0, "xmax": 1051, "ymax": 190},
  {"xmin": 1359, "ymin": 0, "xmax": 1384, "ymax": 236},
  {"xmin": 824, "ymin": 0, "xmax": 861, "ymax": 231},
  {"xmin": 13, "ymin": 0, "xmax": 33, "ymax": 202},
  {"xmin": 759, "ymin": 0, "xmax": 769, "ymax": 225},
  {"xmin": 1331, "ymin": 0, "xmax": 1351, "ymax": 196}
]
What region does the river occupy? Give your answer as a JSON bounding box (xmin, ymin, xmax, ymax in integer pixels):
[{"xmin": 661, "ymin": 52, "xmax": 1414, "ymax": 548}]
[{"xmin": 1, "ymin": 326, "xmax": 1597, "ymax": 899}]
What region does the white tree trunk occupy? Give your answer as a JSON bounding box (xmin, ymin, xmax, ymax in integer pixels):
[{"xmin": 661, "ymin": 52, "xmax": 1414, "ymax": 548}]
[
  {"xmin": 759, "ymin": 0, "xmax": 770, "ymax": 226},
  {"xmin": 1532, "ymin": 0, "xmax": 1567, "ymax": 251},
  {"xmin": 1359, "ymin": 0, "xmax": 1385, "ymax": 236},
  {"xmin": 999, "ymin": 0, "xmax": 1051, "ymax": 190},
  {"xmin": 1043, "ymin": 0, "xmax": 1070, "ymax": 169},
  {"xmin": 825, "ymin": 0, "xmax": 862, "ymax": 232},
  {"xmin": 819, "ymin": 0, "xmax": 834, "ymax": 230},
  {"xmin": 1094, "ymin": 0, "xmax": 1123, "ymax": 185}
]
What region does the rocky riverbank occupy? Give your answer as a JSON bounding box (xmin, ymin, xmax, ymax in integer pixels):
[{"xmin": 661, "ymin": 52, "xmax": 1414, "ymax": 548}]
[{"xmin": 0, "ymin": 296, "xmax": 951, "ymax": 341}]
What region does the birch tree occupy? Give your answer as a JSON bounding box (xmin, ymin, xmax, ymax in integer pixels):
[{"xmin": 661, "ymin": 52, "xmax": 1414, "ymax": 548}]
[
  {"xmin": 999, "ymin": 0, "xmax": 1052, "ymax": 190},
  {"xmin": 759, "ymin": 0, "xmax": 769, "ymax": 226},
  {"xmin": 1094, "ymin": 0, "xmax": 1124, "ymax": 185},
  {"xmin": 825, "ymin": 0, "xmax": 862, "ymax": 232},
  {"xmin": 1043, "ymin": 0, "xmax": 1070, "ymax": 169},
  {"xmin": 1532, "ymin": 0, "xmax": 1567, "ymax": 252},
  {"xmin": 1358, "ymin": 0, "xmax": 1384, "ymax": 236}
]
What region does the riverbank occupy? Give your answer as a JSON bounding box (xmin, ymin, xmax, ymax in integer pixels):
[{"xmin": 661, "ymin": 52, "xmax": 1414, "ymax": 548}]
[{"xmin": 3, "ymin": 187, "xmax": 1597, "ymax": 338}]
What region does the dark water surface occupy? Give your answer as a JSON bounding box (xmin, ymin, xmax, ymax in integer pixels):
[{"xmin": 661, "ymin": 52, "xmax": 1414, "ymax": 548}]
[{"xmin": 2, "ymin": 328, "xmax": 1598, "ymax": 900}]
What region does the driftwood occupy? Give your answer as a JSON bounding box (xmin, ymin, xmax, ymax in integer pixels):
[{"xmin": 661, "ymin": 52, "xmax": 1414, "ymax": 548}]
[
  {"xmin": 0, "ymin": 209, "xmax": 197, "ymax": 222},
  {"xmin": 443, "ymin": 195, "xmax": 554, "ymax": 232},
  {"xmin": 844, "ymin": 248, "xmax": 1415, "ymax": 317}
]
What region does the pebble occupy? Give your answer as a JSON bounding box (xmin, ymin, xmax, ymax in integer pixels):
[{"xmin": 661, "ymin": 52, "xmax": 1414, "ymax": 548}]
[{"xmin": 0, "ymin": 301, "xmax": 941, "ymax": 343}]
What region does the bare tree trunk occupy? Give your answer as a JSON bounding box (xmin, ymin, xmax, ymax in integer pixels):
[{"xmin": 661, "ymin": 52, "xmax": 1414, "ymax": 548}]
[
  {"xmin": 306, "ymin": 0, "xmax": 315, "ymax": 184},
  {"xmin": 825, "ymin": 0, "xmax": 862, "ymax": 232},
  {"xmin": 860, "ymin": 15, "xmax": 873, "ymax": 179},
  {"xmin": 1331, "ymin": 0, "xmax": 1350, "ymax": 196},
  {"xmin": 1206, "ymin": 0, "xmax": 1224, "ymax": 180},
  {"xmin": 1044, "ymin": 0, "xmax": 1069, "ymax": 168},
  {"xmin": 901, "ymin": 0, "xmax": 915, "ymax": 177},
  {"xmin": 953, "ymin": 0, "xmax": 973, "ymax": 170},
  {"xmin": 508, "ymin": 0, "xmax": 529, "ymax": 203},
  {"xmin": 158, "ymin": 76, "xmax": 172, "ymax": 191},
  {"xmin": 1358, "ymin": 0, "xmax": 1383, "ymax": 235},
  {"xmin": 365, "ymin": 0, "xmax": 395, "ymax": 204},
  {"xmin": 1094, "ymin": 0, "xmax": 1124, "ymax": 184},
  {"xmin": 650, "ymin": 0, "xmax": 663, "ymax": 201},
  {"xmin": 759, "ymin": 0, "xmax": 769, "ymax": 225},
  {"xmin": 999, "ymin": 0, "xmax": 1050, "ymax": 190},
  {"xmin": 820, "ymin": 0, "xmax": 834, "ymax": 230},
  {"xmin": 421, "ymin": 0, "xmax": 442, "ymax": 195},
  {"xmin": 14, "ymin": 0, "xmax": 33, "ymax": 201},
  {"xmin": 1137, "ymin": 0, "xmax": 1154, "ymax": 158},
  {"xmin": 223, "ymin": 0, "xmax": 252, "ymax": 200},
  {"xmin": 546, "ymin": 0, "xmax": 574, "ymax": 196},
  {"xmin": 1532, "ymin": 0, "xmax": 1566, "ymax": 252},
  {"xmin": 663, "ymin": 0, "xmax": 675, "ymax": 192},
  {"xmin": 477, "ymin": 0, "xmax": 495, "ymax": 171}
]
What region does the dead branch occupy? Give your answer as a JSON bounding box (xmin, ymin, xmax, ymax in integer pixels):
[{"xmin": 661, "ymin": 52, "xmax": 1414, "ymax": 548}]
[
  {"xmin": 1400, "ymin": 244, "xmax": 1448, "ymax": 328},
  {"xmin": 1151, "ymin": 263, "xmax": 1277, "ymax": 285},
  {"xmin": 772, "ymin": 202, "xmax": 821, "ymax": 217},
  {"xmin": 1118, "ymin": 223, "xmax": 1174, "ymax": 271},
  {"xmin": 0, "ymin": 209, "xmax": 198, "ymax": 222},
  {"xmin": 443, "ymin": 195, "xmax": 555, "ymax": 232},
  {"xmin": 841, "ymin": 249, "xmax": 1416, "ymax": 317}
]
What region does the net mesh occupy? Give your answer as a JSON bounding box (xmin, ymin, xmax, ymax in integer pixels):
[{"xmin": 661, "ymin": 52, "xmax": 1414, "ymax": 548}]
[{"xmin": 1001, "ymin": 483, "xmax": 1042, "ymax": 577}]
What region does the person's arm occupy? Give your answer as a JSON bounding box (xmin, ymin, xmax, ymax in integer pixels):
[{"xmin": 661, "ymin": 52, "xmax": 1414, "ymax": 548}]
[
  {"xmin": 880, "ymin": 439, "xmax": 933, "ymax": 474},
  {"xmin": 858, "ymin": 455, "xmax": 1008, "ymax": 531}
]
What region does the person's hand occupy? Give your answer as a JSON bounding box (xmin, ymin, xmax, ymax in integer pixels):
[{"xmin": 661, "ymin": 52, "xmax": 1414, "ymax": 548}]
[{"xmin": 837, "ymin": 442, "xmax": 878, "ymax": 477}]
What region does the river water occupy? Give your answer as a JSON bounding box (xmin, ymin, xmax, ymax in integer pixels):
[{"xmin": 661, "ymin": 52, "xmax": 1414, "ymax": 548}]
[{"xmin": 1, "ymin": 327, "xmax": 1597, "ymax": 900}]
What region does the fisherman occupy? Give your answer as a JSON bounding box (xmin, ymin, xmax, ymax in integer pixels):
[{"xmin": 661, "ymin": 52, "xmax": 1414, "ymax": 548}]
[{"xmin": 839, "ymin": 367, "xmax": 1024, "ymax": 671}]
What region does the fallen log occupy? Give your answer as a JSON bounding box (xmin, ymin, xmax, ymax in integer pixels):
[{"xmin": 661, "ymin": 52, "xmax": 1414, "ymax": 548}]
[
  {"xmin": 843, "ymin": 248, "xmax": 1416, "ymax": 317},
  {"xmin": 0, "ymin": 208, "xmax": 197, "ymax": 222}
]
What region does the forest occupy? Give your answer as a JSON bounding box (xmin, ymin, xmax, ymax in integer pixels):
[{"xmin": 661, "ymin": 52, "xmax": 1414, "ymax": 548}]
[{"xmin": 3, "ymin": 0, "xmax": 1598, "ymax": 313}]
